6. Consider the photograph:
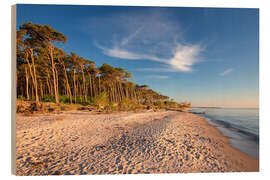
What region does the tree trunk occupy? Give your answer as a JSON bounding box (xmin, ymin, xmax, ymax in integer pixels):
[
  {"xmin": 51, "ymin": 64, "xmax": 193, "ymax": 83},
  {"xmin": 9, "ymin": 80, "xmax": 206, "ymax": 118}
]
[
  {"xmin": 78, "ymin": 79, "xmax": 82, "ymax": 103},
  {"xmin": 26, "ymin": 49, "xmax": 39, "ymax": 105},
  {"xmin": 24, "ymin": 66, "xmax": 30, "ymax": 100},
  {"xmin": 55, "ymin": 67, "xmax": 59, "ymax": 99},
  {"xmin": 46, "ymin": 74, "xmax": 51, "ymax": 95},
  {"xmin": 62, "ymin": 61, "xmax": 73, "ymax": 104},
  {"xmin": 48, "ymin": 45, "xmax": 59, "ymax": 104},
  {"xmin": 92, "ymin": 76, "xmax": 96, "ymax": 98},
  {"xmin": 87, "ymin": 72, "xmax": 93, "ymax": 99},
  {"xmin": 73, "ymin": 70, "xmax": 77, "ymax": 104},
  {"xmin": 98, "ymin": 75, "xmax": 101, "ymax": 95},
  {"xmin": 39, "ymin": 79, "xmax": 44, "ymax": 99},
  {"xmin": 31, "ymin": 83, "xmax": 34, "ymax": 100},
  {"xmin": 80, "ymin": 64, "xmax": 87, "ymax": 102}
]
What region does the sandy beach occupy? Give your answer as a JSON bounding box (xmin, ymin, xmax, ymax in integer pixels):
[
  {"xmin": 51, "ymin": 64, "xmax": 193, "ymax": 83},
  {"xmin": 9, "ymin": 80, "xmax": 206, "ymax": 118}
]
[{"xmin": 15, "ymin": 110, "xmax": 259, "ymax": 175}]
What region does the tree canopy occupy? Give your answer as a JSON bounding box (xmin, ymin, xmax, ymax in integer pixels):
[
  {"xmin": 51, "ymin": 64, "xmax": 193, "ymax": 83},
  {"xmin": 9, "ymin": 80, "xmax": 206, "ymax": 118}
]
[{"xmin": 16, "ymin": 22, "xmax": 190, "ymax": 110}]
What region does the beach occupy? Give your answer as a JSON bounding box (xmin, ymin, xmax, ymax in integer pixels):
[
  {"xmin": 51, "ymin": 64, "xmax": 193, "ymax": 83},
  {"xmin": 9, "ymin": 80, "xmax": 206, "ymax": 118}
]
[{"xmin": 16, "ymin": 110, "xmax": 259, "ymax": 175}]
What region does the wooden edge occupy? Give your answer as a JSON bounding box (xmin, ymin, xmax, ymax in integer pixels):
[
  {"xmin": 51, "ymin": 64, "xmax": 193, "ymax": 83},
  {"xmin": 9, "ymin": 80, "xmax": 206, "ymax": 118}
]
[{"xmin": 11, "ymin": 4, "xmax": 17, "ymax": 175}]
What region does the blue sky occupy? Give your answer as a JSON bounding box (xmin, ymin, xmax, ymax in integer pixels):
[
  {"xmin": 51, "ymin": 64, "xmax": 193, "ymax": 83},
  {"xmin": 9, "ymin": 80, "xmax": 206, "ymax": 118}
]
[{"xmin": 17, "ymin": 4, "xmax": 259, "ymax": 108}]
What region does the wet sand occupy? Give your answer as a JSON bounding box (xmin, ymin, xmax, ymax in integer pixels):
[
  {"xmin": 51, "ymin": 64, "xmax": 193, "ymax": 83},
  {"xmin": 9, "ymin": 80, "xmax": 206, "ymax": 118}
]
[{"xmin": 15, "ymin": 110, "xmax": 259, "ymax": 175}]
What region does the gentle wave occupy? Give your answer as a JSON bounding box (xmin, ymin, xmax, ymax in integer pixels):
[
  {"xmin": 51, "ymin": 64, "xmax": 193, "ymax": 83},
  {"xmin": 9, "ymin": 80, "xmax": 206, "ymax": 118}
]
[
  {"xmin": 189, "ymin": 108, "xmax": 259, "ymax": 158},
  {"xmin": 210, "ymin": 119, "xmax": 259, "ymax": 142}
]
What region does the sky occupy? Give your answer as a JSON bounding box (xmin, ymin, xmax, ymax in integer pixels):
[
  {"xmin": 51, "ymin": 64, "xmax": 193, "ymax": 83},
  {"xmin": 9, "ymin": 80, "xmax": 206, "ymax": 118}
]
[{"xmin": 16, "ymin": 4, "xmax": 259, "ymax": 108}]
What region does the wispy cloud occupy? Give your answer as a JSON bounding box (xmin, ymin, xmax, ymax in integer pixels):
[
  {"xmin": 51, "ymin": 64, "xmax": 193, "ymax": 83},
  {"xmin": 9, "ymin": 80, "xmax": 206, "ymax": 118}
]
[
  {"xmin": 97, "ymin": 45, "xmax": 165, "ymax": 62},
  {"xmin": 146, "ymin": 75, "xmax": 169, "ymax": 79},
  {"xmin": 136, "ymin": 67, "xmax": 179, "ymax": 72},
  {"xmin": 87, "ymin": 9, "xmax": 204, "ymax": 72},
  {"xmin": 220, "ymin": 68, "xmax": 233, "ymax": 76},
  {"xmin": 120, "ymin": 27, "xmax": 143, "ymax": 46}
]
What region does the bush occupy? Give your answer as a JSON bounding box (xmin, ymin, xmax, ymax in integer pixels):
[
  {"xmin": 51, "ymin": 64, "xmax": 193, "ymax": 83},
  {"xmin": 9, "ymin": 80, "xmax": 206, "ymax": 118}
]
[
  {"xmin": 42, "ymin": 95, "xmax": 55, "ymax": 102},
  {"xmin": 178, "ymin": 102, "xmax": 191, "ymax": 108},
  {"xmin": 59, "ymin": 95, "xmax": 71, "ymax": 104},
  {"xmin": 164, "ymin": 100, "xmax": 178, "ymax": 108},
  {"xmin": 92, "ymin": 92, "xmax": 109, "ymax": 109},
  {"xmin": 119, "ymin": 98, "xmax": 141, "ymax": 111},
  {"xmin": 18, "ymin": 95, "xmax": 25, "ymax": 101},
  {"xmin": 153, "ymin": 101, "xmax": 164, "ymax": 108},
  {"xmin": 106, "ymin": 102, "xmax": 119, "ymax": 111}
]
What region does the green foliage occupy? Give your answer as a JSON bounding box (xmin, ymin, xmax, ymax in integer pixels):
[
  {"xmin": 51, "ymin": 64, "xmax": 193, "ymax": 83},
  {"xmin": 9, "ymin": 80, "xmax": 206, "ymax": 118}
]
[
  {"xmin": 20, "ymin": 22, "xmax": 67, "ymax": 45},
  {"xmin": 119, "ymin": 98, "xmax": 141, "ymax": 111},
  {"xmin": 92, "ymin": 92, "xmax": 109, "ymax": 109},
  {"xmin": 59, "ymin": 95, "xmax": 71, "ymax": 104},
  {"xmin": 107, "ymin": 102, "xmax": 119, "ymax": 111},
  {"xmin": 164, "ymin": 100, "xmax": 178, "ymax": 108},
  {"xmin": 18, "ymin": 95, "xmax": 25, "ymax": 101},
  {"xmin": 153, "ymin": 101, "xmax": 164, "ymax": 108},
  {"xmin": 42, "ymin": 95, "xmax": 55, "ymax": 102}
]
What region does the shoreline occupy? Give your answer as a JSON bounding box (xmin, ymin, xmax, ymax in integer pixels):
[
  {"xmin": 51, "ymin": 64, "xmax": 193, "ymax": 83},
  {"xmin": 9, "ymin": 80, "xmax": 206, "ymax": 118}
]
[
  {"xmin": 16, "ymin": 110, "xmax": 259, "ymax": 175},
  {"xmin": 204, "ymin": 116, "xmax": 259, "ymax": 159},
  {"xmin": 189, "ymin": 108, "xmax": 259, "ymax": 159},
  {"xmin": 161, "ymin": 111, "xmax": 259, "ymax": 172},
  {"xmin": 193, "ymin": 114, "xmax": 259, "ymax": 161}
]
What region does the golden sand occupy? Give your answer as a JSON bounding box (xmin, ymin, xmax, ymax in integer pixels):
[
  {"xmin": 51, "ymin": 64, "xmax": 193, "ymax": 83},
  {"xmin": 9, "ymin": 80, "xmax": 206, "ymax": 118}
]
[{"xmin": 15, "ymin": 110, "xmax": 259, "ymax": 175}]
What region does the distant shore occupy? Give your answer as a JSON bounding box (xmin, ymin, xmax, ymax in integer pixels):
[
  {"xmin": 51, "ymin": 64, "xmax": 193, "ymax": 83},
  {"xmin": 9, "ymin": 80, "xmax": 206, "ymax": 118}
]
[{"xmin": 16, "ymin": 109, "xmax": 258, "ymax": 175}]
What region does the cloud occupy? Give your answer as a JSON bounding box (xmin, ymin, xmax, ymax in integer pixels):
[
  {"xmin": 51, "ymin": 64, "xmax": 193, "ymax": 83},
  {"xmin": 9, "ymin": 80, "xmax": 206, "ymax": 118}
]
[
  {"xmin": 136, "ymin": 67, "xmax": 179, "ymax": 72},
  {"xmin": 98, "ymin": 45, "xmax": 165, "ymax": 62},
  {"xmin": 99, "ymin": 43, "xmax": 203, "ymax": 72},
  {"xmin": 146, "ymin": 75, "xmax": 169, "ymax": 79},
  {"xmin": 120, "ymin": 27, "xmax": 143, "ymax": 46},
  {"xmin": 87, "ymin": 9, "xmax": 204, "ymax": 72},
  {"xmin": 220, "ymin": 68, "xmax": 233, "ymax": 76},
  {"xmin": 168, "ymin": 44, "xmax": 203, "ymax": 72}
]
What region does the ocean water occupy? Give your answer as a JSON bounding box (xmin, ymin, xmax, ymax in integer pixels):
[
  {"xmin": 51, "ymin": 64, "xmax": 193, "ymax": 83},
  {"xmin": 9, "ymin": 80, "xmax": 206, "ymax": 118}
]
[{"xmin": 189, "ymin": 108, "xmax": 259, "ymax": 158}]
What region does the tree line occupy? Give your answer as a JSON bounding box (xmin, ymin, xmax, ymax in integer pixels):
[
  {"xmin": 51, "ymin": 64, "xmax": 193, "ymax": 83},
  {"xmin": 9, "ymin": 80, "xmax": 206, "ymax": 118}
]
[{"xmin": 16, "ymin": 22, "xmax": 190, "ymax": 110}]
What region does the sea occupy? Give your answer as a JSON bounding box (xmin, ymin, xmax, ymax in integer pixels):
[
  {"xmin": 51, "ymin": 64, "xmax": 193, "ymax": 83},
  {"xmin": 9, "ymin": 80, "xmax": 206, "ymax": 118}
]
[{"xmin": 189, "ymin": 108, "xmax": 259, "ymax": 159}]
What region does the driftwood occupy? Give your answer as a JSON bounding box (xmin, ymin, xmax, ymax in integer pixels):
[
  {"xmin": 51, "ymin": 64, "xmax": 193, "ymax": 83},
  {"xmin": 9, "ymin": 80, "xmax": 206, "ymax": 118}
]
[
  {"xmin": 165, "ymin": 108, "xmax": 183, "ymax": 112},
  {"xmin": 190, "ymin": 111, "xmax": 206, "ymax": 114}
]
